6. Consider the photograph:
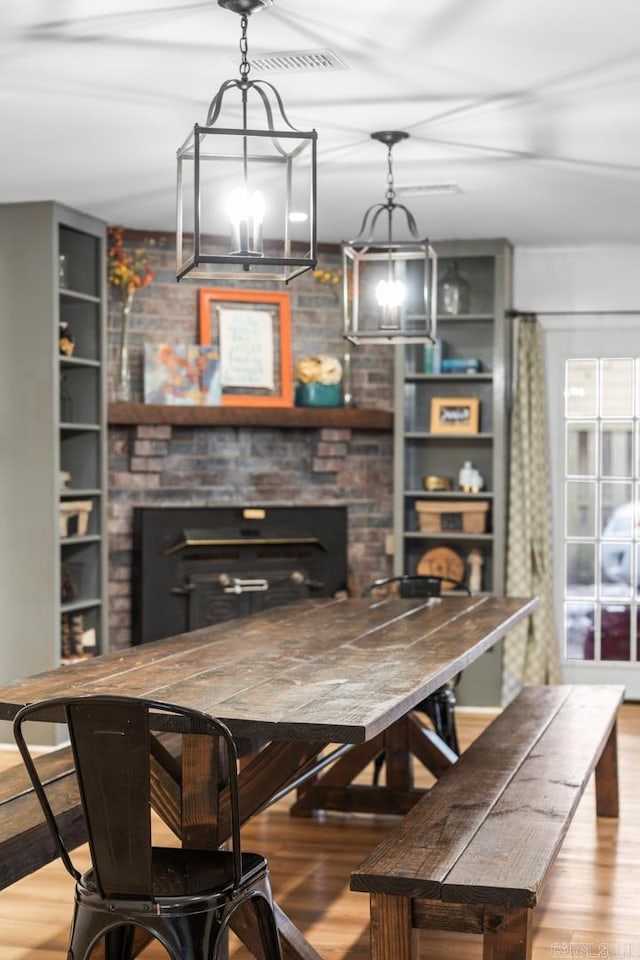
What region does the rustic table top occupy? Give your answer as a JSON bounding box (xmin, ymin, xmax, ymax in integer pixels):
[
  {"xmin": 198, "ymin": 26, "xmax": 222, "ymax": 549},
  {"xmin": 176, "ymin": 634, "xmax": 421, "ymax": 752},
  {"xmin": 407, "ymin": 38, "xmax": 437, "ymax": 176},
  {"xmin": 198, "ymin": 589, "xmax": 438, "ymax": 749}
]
[{"xmin": 0, "ymin": 595, "xmax": 536, "ymax": 743}]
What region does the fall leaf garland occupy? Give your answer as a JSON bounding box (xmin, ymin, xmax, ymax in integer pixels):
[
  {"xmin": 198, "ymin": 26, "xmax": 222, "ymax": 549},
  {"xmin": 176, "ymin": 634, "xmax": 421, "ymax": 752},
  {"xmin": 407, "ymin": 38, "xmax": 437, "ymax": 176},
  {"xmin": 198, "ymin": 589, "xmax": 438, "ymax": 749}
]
[{"xmin": 107, "ymin": 227, "xmax": 155, "ymax": 300}]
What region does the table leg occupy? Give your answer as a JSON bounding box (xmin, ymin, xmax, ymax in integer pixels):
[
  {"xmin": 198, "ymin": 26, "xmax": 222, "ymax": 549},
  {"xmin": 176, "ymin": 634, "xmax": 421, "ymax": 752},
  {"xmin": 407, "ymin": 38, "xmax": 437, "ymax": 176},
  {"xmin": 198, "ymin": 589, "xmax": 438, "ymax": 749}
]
[{"xmin": 290, "ymin": 714, "xmax": 454, "ymax": 818}]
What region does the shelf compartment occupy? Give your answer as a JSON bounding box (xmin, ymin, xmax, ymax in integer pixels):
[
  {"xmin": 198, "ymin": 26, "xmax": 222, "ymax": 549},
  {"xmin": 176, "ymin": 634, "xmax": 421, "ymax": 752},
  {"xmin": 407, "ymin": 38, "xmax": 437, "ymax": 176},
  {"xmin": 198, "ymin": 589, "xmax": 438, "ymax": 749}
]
[
  {"xmin": 404, "ymin": 538, "xmax": 495, "ymax": 594},
  {"xmin": 404, "ymin": 331, "xmax": 495, "ymax": 377},
  {"xmin": 405, "ymin": 431, "xmax": 495, "ymax": 493},
  {"xmin": 59, "ymin": 225, "xmax": 101, "ymax": 299},
  {"xmin": 404, "ymin": 378, "xmax": 495, "ymax": 433},
  {"xmin": 60, "ymin": 603, "xmax": 101, "ymax": 660},
  {"xmin": 60, "ymin": 431, "xmax": 102, "ymax": 489},
  {"xmin": 59, "ymin": 363, "xmax": 102, "ymax": 425},
  {"xmin": 59, "ymin": 499, "xmax": 93, "ymax": 538},
  {"xmin": 59, "ymin": 493, "xmax": 101, "ymax": 539},
  {"xmin": 61, "ymin": 539, "xmax": 102, "ymax": 603},
  {"xmin": 59, "ymin": 296, "xmax": 102, "ymax": 362},
  {"xmin": 437, "ymin": 256, "xmax": 496, "ymax": 314}
]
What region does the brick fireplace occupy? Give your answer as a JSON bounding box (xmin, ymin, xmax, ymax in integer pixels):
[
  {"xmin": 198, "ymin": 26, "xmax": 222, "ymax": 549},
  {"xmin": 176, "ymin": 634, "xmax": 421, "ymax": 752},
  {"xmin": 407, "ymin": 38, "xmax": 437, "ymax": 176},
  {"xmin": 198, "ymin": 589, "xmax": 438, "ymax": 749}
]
[
  {"xmin": 108, "ymin": 418, "xmax": 394, "ymax": 650},
  {"xmin": 106, "ymin": 231, "xmax": 395, "ymax": 651}
]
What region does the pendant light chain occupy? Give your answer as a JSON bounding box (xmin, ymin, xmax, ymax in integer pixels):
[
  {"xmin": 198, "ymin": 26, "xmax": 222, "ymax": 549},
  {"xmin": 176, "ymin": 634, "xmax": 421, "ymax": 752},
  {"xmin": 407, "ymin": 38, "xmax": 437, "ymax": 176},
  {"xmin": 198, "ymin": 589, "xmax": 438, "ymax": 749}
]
[
  {"xmin": 385, "ymin": 144, "xmax": 396, "ymax": 206},
  {"xmin": 238, "ymin": 14, "xmax": 250, "ymax": 178},
  {"xmin": 239, "ymin": 14, "xmax": 251, "ymax": 82},
  {"xmin": 385, "ymin": 144, "xmax": 396, "ymax": 244}
]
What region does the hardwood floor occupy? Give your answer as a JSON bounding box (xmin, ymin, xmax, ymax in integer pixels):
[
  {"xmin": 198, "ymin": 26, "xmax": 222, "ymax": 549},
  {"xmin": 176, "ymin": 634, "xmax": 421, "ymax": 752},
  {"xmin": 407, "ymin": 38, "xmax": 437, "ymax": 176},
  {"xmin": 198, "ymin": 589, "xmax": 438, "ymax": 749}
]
[{"xmin": 1, "ymin": 704, "xmax": 639, "ymax": 960}]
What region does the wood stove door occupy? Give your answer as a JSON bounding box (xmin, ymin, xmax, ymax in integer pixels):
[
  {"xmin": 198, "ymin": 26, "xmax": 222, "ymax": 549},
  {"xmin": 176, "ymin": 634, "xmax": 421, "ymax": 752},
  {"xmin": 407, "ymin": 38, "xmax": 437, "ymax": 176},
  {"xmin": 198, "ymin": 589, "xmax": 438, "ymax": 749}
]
[{"xmin": 187, "ymin": 570, "xmax": 312, "ymax": 628}]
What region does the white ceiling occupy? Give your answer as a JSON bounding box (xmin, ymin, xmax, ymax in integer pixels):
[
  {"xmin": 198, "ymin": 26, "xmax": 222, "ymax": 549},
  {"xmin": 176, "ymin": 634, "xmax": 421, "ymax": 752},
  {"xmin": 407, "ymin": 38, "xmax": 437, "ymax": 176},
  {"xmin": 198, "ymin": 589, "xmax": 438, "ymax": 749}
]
[{"xmin": 2, "ymin": 0, "xmax": 640, "ymax": 246}]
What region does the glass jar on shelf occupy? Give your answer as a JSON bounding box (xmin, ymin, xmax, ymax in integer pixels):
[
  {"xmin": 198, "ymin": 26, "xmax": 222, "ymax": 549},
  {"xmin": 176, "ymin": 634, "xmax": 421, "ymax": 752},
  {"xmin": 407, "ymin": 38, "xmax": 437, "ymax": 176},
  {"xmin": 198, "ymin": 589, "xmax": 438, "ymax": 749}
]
[
  {"xmin": 58, "ymin": 253, "xmax": 68, "ymax": 289},
  {"xmin": 438, "ymin": 260, "xmax": 470, "ymax": 315}
]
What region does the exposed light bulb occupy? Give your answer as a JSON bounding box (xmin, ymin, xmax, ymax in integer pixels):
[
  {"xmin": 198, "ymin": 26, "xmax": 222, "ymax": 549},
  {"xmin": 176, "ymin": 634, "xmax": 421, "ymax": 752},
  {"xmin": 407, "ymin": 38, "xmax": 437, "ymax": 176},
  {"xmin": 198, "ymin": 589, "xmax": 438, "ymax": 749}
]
[
  {"xmin": 375, "ymin": 277, "xmax": 405, "ymax": 331},
  {"xmin": 227, "ymin": 187, "xmax": 265, "ymax": 224},
  {"xmin": 227, "ymin": 187, "xmax": 265, "ymax": 258},
  {"xmin": 376, "ymin": 278, "xmax": 405, "ymax": 307}
]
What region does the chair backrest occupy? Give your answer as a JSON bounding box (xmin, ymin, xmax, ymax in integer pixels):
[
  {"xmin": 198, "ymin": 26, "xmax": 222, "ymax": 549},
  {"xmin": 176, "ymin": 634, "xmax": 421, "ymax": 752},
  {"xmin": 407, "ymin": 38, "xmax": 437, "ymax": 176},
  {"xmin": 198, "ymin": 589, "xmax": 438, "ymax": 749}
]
[
  {"xmin": 13, "ymin": 695, "xmax": 242, "ymax": 900},
  {"xmin": 363, "ymin": 574, "xmax": 471, "ymax": 598}
]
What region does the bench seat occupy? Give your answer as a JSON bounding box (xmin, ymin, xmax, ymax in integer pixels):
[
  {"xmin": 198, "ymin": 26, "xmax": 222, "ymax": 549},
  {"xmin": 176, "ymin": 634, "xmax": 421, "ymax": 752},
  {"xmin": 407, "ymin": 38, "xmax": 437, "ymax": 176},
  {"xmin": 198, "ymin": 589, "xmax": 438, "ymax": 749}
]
[
  {"xmin": 0, "ymin": 745, "xmax": 85, "ymax": 890},
  {"xmin": 0, "ymin": 731, "xmax": 185, "ymax": 891},
  {"xmin": 351, "ymin": 683, "xmax": 624, "ymax": 959}
]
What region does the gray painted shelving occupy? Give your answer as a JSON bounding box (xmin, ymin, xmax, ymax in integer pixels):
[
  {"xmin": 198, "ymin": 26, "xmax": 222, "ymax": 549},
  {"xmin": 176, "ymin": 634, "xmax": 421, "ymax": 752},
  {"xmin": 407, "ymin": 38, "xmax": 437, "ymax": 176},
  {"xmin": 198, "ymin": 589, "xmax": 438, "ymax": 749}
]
[
  {"xmin": 393, "ymin": 238, "xmax": 513, "ymax": 704},
  {"xmin": 0, "ymin": 202, "xmax": 107, "ymax": 712}
]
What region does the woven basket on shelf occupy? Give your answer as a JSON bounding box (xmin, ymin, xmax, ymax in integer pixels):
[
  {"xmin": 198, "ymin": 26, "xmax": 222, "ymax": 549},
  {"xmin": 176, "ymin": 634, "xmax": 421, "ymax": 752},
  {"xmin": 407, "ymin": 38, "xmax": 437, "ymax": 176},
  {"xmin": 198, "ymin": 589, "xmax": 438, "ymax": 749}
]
[{"xmin": 416, "ymin": 500, "xmax": 489, "ymax": 534}]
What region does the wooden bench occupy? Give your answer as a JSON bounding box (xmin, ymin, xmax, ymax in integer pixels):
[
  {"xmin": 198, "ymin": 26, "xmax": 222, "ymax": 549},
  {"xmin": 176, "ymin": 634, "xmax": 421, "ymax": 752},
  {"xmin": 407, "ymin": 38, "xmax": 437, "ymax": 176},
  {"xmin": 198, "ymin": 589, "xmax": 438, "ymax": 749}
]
[
  {"xmin": 350, "ymin": 683, "xmax": 624, "ymax": 960},
  {"xmin": 0, "ymin": 728, "xmax": 192, "ymax": 892},
  {"xmin": 0, "ymin": 745, "xmax": 85, "ymax": 890}
]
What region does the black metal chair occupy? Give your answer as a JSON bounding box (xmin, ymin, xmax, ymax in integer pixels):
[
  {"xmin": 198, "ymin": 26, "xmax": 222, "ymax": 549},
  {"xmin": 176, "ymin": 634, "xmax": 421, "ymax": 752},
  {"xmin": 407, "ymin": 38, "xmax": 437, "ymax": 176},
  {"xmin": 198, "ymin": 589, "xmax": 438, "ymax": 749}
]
[
  {"xmin": 363, "ymin": 574, "xmax": 472, "ymax": 781},
  {"xmin": 13, "ymin": 694, "xmax": 283, "ymax": 960}
]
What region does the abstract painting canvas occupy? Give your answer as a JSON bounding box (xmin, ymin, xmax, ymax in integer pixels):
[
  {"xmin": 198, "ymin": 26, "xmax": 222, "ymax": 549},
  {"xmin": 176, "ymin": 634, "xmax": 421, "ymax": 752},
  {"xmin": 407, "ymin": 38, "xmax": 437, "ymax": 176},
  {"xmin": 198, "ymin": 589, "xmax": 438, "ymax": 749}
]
[{"xmin": 144, "ymin": 344, "xmax": 221, "ymax": 406}]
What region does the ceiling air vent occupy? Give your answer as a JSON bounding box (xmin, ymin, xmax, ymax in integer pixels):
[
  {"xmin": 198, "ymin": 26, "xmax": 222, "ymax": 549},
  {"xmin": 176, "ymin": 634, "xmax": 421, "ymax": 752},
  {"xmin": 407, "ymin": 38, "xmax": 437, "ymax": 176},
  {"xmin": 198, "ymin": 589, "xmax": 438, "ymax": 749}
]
[
  {"xmin": 248, "ymin": 49, "xmax": 348, "ymax": 73},
  {"xmin": 395, "ymin": 183, "xmax": 462, "ymax": 197}
]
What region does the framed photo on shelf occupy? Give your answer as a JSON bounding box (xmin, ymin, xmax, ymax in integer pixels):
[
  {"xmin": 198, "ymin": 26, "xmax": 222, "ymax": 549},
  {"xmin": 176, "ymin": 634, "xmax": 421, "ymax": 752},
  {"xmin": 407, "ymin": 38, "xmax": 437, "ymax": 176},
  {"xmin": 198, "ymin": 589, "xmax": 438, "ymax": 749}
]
[
  {"xmin": 430, "ymin": 396, "xmax": 480, "ymax": 435},
  {"xmin": 198, "ymin": 288, "xmax": 293, "ymax": 408}
]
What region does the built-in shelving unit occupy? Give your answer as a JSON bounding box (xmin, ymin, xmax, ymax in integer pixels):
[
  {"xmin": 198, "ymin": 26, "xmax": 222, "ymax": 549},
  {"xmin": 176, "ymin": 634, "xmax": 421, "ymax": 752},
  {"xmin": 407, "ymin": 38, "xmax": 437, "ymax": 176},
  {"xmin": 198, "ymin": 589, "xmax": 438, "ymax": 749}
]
[
  {"xmin": 393, "ymin": 238, "xmax": 513, "ymax": 703},
  {"xmin": 0, "ymin": 201, "xmax": 107, "ymax": 705}
]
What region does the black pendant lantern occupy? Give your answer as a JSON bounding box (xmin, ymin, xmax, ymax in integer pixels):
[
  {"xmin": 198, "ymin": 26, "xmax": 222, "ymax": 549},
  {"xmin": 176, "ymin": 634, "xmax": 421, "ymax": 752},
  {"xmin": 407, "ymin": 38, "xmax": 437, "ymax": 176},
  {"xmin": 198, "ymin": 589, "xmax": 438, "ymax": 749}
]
[
  {"xmin": 342, "ymin": 131, "xmax": 437, "ymax": 344},
  {"xmin": 176, "ymin": 0, "xmax": 318, "ymax": 283}
]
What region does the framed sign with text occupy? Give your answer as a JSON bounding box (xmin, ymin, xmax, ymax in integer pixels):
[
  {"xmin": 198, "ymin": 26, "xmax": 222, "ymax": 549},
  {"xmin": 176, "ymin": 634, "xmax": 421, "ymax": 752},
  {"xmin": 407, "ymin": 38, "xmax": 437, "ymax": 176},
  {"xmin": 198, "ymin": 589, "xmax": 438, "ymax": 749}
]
[
  {"xmin": 198, "ymin": 288, "xmax": 293, "ymax": 408},
  {"xmin": 430, "ymin": 396, "xmax": 480, "ymax": 435}
]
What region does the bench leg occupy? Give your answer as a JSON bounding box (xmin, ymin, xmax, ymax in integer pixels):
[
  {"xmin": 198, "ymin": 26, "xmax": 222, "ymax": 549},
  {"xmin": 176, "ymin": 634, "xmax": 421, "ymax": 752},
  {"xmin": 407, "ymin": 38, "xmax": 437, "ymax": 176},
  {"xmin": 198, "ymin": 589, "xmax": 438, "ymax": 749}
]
[
  {"xmin": 595, "ymin": 721, "xmax": 619, "ymax": 818},
  {"xmin": 483, "ymin": 907, "xmax": 532, "ymax": 960},
  {"xmin": 370, "ymin": 894, "xmax": 418, "ymax": 960}
]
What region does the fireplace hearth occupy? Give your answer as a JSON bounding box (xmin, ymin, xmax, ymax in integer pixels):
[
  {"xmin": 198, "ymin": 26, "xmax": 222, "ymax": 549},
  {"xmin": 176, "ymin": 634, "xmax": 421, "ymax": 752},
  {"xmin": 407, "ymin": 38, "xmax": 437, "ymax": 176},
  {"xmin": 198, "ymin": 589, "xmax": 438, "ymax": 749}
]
[{"xmin": 133, "ymin": 505, "xmax": 348, "ymax": 645}]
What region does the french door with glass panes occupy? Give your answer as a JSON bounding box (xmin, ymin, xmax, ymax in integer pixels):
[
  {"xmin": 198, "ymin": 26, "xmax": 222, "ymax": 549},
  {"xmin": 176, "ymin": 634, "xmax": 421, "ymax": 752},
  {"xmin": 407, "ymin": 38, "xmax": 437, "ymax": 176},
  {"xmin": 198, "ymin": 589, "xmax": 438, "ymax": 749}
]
[{"xmin": 545, "ymin": 317, "xmax": 640, "ymax": 697}]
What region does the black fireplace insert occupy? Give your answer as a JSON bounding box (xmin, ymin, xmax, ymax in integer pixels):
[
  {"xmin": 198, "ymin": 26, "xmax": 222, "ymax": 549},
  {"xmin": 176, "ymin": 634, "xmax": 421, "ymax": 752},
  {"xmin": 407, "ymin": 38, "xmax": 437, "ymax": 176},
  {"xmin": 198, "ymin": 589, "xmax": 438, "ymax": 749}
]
[{"xmin": 132, "ymin": 505, "xmax": 348, "ymax": 645}]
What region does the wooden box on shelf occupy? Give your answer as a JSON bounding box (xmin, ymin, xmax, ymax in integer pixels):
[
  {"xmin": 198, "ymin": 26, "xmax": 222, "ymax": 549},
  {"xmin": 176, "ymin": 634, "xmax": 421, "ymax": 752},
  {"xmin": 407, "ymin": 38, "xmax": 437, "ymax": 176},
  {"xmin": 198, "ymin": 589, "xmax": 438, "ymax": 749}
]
[
  {"xmin": 416, "ymin": 500, "xmax": 489, "ymax": 534},
  {"xmin": 59, "ymin": 500, "xmax": 93, "ymax": 538}
]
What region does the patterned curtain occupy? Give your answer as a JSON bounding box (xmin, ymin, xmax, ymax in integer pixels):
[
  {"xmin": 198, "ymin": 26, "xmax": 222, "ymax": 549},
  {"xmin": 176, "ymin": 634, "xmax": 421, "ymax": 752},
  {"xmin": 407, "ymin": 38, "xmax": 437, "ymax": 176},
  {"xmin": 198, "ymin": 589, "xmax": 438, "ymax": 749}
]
[{"xmin": 502, "ymin": 315, "xmax": 561, "ymax": 704}]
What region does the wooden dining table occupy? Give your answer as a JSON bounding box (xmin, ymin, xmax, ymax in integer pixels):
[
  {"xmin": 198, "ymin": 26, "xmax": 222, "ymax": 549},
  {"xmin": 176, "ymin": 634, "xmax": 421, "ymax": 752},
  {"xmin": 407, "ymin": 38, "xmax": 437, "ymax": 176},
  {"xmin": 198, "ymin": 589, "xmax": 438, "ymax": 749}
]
[{"xmin": 0, "ymin": 593, "xmax": 536, "ymax": 960}]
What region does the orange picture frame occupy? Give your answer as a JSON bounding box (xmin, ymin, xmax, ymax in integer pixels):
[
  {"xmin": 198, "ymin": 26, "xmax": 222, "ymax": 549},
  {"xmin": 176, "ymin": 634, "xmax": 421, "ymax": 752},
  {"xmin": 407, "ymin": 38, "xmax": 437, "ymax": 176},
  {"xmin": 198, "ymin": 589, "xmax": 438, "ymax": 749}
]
[
  {"xmin": 430, "ymin": 396, "xmax": 480, "ymax": 435},
  {"xmin": 198, "ymin": 288, "xmax": 293, "ymax": 408}
]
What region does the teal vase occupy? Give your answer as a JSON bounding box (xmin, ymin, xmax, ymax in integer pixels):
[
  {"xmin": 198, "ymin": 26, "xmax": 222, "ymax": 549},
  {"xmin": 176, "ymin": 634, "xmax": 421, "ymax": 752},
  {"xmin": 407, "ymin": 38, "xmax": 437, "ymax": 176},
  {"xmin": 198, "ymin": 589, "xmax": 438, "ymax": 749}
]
[{"xmin": 295, "ymin": 382, "xmax": 342, "ymax": 407}]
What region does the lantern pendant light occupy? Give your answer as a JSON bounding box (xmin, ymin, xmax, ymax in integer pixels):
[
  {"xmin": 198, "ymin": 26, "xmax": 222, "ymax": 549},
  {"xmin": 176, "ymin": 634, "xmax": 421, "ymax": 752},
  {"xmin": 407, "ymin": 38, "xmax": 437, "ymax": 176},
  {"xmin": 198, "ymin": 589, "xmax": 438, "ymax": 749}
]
[
  {"xmin": 341, "ymin": 131, "xmax": 437, "ymax": 344},
  {"xmin": 176, "ymin": 0, "xmax": 318, "ymax": 283}
]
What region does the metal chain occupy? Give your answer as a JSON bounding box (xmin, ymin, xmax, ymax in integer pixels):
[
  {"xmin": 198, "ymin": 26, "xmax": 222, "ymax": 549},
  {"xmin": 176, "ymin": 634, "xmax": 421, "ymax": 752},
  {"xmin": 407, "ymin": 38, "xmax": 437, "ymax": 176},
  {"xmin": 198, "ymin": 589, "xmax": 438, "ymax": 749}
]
[
  {"xmin": 239, "ymin": 14, "xmax": 250, "ymax": 80},
  {"xmin": 385, "ymin": 145, "xmax": 396, "ymax": 205}
]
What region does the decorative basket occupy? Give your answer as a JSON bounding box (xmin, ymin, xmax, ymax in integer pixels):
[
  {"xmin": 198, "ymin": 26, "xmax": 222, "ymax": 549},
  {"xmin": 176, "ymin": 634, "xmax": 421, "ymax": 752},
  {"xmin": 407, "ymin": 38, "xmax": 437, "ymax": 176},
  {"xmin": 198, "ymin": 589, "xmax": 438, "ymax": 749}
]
[{"xmin": 416, "ymin": 500, "xmax": 489, "ymax": 534}]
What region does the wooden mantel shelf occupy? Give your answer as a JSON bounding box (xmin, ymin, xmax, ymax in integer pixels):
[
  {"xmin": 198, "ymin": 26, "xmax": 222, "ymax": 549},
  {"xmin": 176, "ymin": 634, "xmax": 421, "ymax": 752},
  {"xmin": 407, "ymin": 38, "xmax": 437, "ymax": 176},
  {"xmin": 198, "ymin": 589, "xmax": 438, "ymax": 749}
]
[{"xmin": 108, "ymin": 402, "xmax": 393, "ymax": 431}]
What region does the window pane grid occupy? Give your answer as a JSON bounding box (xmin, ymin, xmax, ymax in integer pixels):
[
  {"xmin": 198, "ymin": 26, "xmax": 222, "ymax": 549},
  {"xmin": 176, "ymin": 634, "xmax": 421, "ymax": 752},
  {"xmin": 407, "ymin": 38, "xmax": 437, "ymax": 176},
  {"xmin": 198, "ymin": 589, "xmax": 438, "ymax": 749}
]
[{"xmin": 564, "ymin": 357, "xmax": 637, "ymax": 662}]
